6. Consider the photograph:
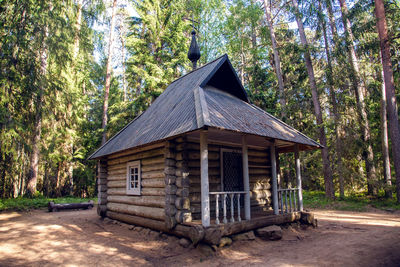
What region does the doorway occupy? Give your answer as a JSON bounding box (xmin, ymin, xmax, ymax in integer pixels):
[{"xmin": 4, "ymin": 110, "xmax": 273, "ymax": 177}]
[{"xmin": 221, "ymin": 149, "xmax": 244, "ymax": 192}]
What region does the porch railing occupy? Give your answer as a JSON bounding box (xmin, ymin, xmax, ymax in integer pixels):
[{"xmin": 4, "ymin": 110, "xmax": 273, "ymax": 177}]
[
  {"xmin": 209, "ymin": 191, "xmax": 246, "ymax": 224},
  {"xmin": 278, "ymin": 188, "xmax": 300, "ymax": 214}
]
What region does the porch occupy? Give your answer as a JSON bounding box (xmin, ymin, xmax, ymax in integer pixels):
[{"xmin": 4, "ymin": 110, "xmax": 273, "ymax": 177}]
[{"xmin": 185, "ymin": 127, "xmax": 306, "ymax": 228}]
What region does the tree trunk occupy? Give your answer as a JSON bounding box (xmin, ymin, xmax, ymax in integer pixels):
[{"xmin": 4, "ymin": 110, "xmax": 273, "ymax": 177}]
[
  {"xmin": 73, "ymin": 0, "xmax": 83, "ymax": 61},
  {"xmin": 338, "ymin": 0, "xmax": 378, "ymax": 195},
  {"xmin": 379, "ymin": 59, "xmax": 392, "ymax": 198},
  {"xmin": 26, "ymin": 15, "xmax": 50, "ymax": 196},
  {"xmin": 101, "ymin": 0, "xmax": 118, "ymax": 145},
  {"xmin": 55, "ymin": 162, "xmax": 62, "ymax": 197},
  {"xmin": 375, "ymin": 0, "xmax": 400, "ymax": 202},
  {"xmin": 263, "ymin": 0, "xmax": 286, "ymax": 119},
  {"xmin": 65, "ymin": 0, "xmax": 83, "ymax": 196},
  {"xmin": 291, "ymin": 0, "xmax": 334, "ymax": 199},
  {"xmin": 319, "ymin": 0, "xmax": 345, "ymax": 198},
  {"xmin": 240, "ymin": 37, "xmax": 245, "ymax": 85},
  {"xmin": 326, "ymin": 0, "xmax": 338, "ymax": 41},
  {"xmin": 120, "ymin": 25, "xmax": 127, "ymax": 102}
]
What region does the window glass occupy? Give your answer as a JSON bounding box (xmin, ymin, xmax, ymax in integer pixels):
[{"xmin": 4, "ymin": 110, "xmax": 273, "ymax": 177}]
[{"xmin": 126, "ymin": 161, "xmax": 141, "ymax": 195}]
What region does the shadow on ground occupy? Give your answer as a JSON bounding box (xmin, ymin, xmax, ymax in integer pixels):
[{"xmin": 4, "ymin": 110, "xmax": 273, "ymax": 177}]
[{"xmin": 0, "ymin": 208, "xmax": 399, "ymax": 266}]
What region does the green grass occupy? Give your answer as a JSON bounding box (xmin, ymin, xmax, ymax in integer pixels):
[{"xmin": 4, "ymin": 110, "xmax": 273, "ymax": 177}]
[
  {"xmin": 303, "ymin": 191, "xmax": 400, "ymax": 212},
  {"xmin": 0, "ymin": 196, "xmax": 97, "ymax": 212}
]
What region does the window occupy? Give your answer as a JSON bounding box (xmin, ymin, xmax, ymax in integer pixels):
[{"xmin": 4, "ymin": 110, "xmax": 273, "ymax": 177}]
[{"xmin": 126, "ymin": 160, "xmax": 141, "ymax": 195}]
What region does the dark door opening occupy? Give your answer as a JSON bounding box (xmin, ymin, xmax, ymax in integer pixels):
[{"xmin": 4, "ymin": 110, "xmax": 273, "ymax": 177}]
[{"xmin": 222, "ymin": 151, "xmax": 244, "ymax": 192}]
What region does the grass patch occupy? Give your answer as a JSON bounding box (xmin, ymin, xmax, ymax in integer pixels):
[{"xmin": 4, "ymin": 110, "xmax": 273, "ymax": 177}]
[
  {"xmin": 0, "ymin": 196, "xmax": 97, "ymax": 212},
  {"xmin": 303, "ymin": 191, "xmax": 400, "ymax": 212}
]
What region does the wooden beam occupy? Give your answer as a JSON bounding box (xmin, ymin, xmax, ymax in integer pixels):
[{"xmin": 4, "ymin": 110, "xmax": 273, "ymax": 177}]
[
  {"xmin": 270, "ymin": 141, "xmax": 279, "ymax": 215},
  {"xmin": 220, "ymin": 212, "xmax": 301, "ymax": 237},
  {"xmin": 242, "ymin": 135, "xmax": 251, "ymax": 220},
  {"xmin": 107, "ymin": 202, "xmax": 165, "ymax": 221},
  {"xmin": 200, "ymin": 129, "xmax": 210, "ymax": 227},
  {"xmin": 107, "ymin": 211, "xmax": 205, "ymax": 244},
  {"xmin": 295, "ymin": 144, "xmax": 303, "ymax": 211}
]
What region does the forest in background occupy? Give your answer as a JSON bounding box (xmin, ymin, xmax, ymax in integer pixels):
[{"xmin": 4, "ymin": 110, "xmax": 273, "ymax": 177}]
[{"xmin": 0, "ymin": 0, "xmax": 399, "ymax": 203}]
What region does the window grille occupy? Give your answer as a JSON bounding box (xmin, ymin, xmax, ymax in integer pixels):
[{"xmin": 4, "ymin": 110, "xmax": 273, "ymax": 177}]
[
  {"xmin": 126, "ymin": 160, "xmax": 141, "ymax": 195},
  {"xmin": 222, "ymin": 151, "xmax": 244, "ymax": 212}
]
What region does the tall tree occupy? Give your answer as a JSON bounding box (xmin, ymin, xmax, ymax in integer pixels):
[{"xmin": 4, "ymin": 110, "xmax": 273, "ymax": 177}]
[
  {"xmin": 126, "ymin": 0, "xmax": 191, "ymax": 108},
  {"xmin": 338, "ymin": 0, "xmax": 378, "ymax": 196},
  {"xmin": 26, "ymin": 3, "xmax": 51, "ymax": 196},
  {"xmin": 379, "ymin": 58, "xmax": 392, "ymax": 198},
  {"xmin": 318, "ymin": 0, "xmax": 345, "ymax": 198},
  {"xmin": 291, "ymin": 0, "xmax": 334, "ymax": 199},
  {"xmin": 263, "ymin": 0, "xmax": 286, "ymax": 119},
  {"xmin": 375, "ymin": 0, "xmax": 400, "ymax": 202},
  {"xmin": 101, "ymin": 0, "xmax": 118, "ymax": 145}
]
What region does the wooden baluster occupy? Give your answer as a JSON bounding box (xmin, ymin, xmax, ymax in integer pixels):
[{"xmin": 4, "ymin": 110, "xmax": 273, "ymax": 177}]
[
  {"xmin": 230, "ymin": 193, "xmax": 235, "ymax": 222},
  {"xmin": 285, "ymin": 190, "xmax": 288, "ymax": 213},
  {"xmin": 237, "ymin": 193, "xmax": 241, "ymax": 222},
  {"xmin": 280, "ymin": 190, "xmax": 284, "ymax": 214},
  {"xmin": 293, "ymin": 189, "xmax": 297, "ymax": 212},
  {"xmin": 277, "ymin": 190, "xmax": 280, "ymax": 213},
  {"xmin": 223, "ymin": 193, "xmax": 227, "ymax": 224},
  {"xmin": 289, "ymin": 189, "xmax": 292, "ymax": 212},
  {"xmin": 215, "ymin": 194, "xmax": 220, "ymax": 225}
]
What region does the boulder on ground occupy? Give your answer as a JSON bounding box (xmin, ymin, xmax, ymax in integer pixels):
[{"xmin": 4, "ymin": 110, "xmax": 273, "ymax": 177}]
[
  {"xmin": 179, "ymin": 238, "xmax": 191, "ymax": 248},
  {"xmin": 232, "ymin": 231, "xmax": 256, "ymax": 241},
  {"xmin": 197, "ymin": 243, "xmax": 215, "ymax": 257},
  {"xmin": 158, "ymin": 232, "xmax": 169, "ymax": 240},
  {"xmin": 312, "ymin": 218, "xmax": 318, "ymax": 228},
  {"xmin": 255, "ymin": 225, "xmax": 282, "ymax": 241},
  {"xmin": 300, "ymin": 212, "xmax": 315, "ymax": 225},
  {"xmin": 219, "ymin": 237, "xmax": 232, "ymax": 247}
]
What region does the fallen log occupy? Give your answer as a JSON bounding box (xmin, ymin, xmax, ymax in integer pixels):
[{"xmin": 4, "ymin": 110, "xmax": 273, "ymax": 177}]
[{"xmin": 48, "ymin": 200, "xmax": 94, "ymax": 212}]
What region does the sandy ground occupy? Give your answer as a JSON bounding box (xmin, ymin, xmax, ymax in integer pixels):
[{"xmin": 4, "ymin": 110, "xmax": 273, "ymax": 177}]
[{"xmin": 0, "ymin": 207, "xmax": 400, "ymax": 267}]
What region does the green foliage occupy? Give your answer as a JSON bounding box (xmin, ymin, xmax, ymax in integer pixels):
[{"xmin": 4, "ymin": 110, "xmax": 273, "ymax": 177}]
[
  {"xmin": 0, "ymin": 0, "xmax": 100, "ymax": 198},
  {"xmin": 1, "ymin": 0, "xmax": 400, "ymax": 204},
  {"xmin": 303, "ymin": 191, "xmax": 400, "ymax": 211},
  {"xmin": 125, "ymin": 0, "xmax": 191, "ymax": 108},
  {"xmin": 0, "ymin": 196, "xmax": 96, "ymax": 212}
]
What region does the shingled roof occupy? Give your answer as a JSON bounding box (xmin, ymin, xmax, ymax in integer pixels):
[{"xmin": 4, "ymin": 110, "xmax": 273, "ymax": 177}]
[{"xmin": 89, "ymin": 54, "xmax": 321, "ymax": 159}]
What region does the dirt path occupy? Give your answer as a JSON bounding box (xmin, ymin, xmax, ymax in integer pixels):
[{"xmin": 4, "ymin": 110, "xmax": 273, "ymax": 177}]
[{"xmin": 1, "ymin": 208, "xmax": 399, "ymax": 266}]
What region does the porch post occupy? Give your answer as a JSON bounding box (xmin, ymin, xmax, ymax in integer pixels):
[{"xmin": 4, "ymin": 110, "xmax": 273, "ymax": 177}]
[
  {"xmin": 200, "ymin": 129, "xmax": 210, "ymax": 227},
  {"xmin": 242, "ymin": 135, "xmax": 251, "ymax": 220},
  {"xmin": 294, "ymin": 144, "xmax": 303, "ymax": 211},
  {"xmin": 270, "ymin": 141, "xmax": 279, "ymax": 215}
]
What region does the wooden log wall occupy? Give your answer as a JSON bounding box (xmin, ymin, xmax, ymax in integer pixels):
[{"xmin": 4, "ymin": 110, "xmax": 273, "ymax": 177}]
[
  {"xmin": 186, "ymin": 139, "xmax": 272, "ymax": 220},
  {"xmin": 249, "ymin": 149, "xmax": 272, "ymax": 211},
  {"xmin": 97, "ymin": 160, "xmax": 107, "ymax": 217},
  {"xmin": 103, "ymin": 136, "xmax": 271, "ymax": 227},
  {"xmin": 164, "ymin": 140, "xmax": 177, "ymax": 229},
  {"xmin": 174, "ymin": 137, "xmax": 192, "ymax": 224},
  {"xmin": 105, "ymin": 143, "xmax": 166, "ymax": 222}
]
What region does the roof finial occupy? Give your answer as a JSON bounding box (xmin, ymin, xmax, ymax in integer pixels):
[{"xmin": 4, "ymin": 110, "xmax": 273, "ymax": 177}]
[{"xmin": 188, "ymin": 27, "xmax": 200, "ymax": 70}]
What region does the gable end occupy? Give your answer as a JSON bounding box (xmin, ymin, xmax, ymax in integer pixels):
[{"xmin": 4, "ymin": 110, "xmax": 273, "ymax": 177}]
[{"xmin": 200, "ymin": 55, "xmax": 248, "ymax": 102}]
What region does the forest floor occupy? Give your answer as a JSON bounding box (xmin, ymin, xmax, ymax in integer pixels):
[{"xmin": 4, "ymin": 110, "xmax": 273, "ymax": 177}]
[{"xmin": 0, "ymin": 207, "xmax": 399, "ymax": 267}]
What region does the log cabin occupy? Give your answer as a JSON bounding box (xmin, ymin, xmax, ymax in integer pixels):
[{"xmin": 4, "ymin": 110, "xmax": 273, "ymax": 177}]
[{"xmin": 89, "ymin": 31, "xmax": 321, "ymax": 244}]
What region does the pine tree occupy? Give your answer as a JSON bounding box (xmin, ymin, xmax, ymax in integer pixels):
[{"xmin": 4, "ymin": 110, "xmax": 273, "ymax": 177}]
[
  {"xmin": 375, "ymin": 0, "xmax": 400, "ymax": 202},
  {"xmin": 291, "ymin": 0, "xmax": 334, "ymax": 199},
  {"xmin": 126, "ymin": 0, "xmax": 191, "ymax": 109}
]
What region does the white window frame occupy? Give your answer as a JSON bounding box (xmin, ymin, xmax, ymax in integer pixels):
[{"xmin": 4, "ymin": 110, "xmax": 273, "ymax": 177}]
[{"xmin": 126, "ymin": 160, "xmax": 141, "ymax": 195}]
